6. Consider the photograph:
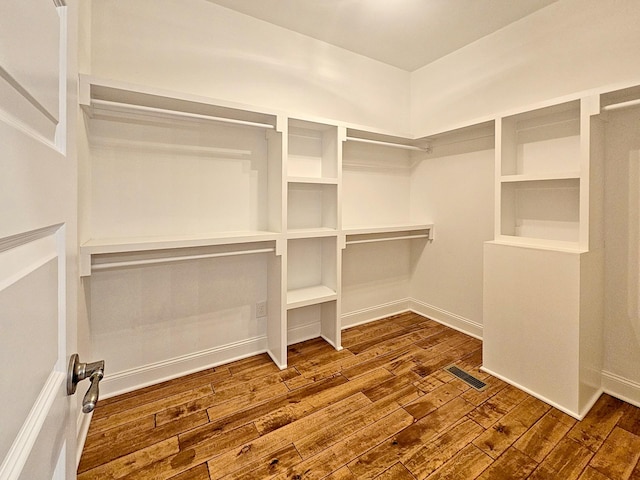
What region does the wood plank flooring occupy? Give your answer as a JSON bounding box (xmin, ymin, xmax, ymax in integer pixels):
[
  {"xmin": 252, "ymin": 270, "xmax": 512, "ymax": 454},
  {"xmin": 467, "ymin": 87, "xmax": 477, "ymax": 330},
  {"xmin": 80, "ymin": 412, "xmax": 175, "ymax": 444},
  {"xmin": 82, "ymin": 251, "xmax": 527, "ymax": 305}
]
[{"xmin": 79, "ymin": 312, "xmax": 640, "ymax": 480}]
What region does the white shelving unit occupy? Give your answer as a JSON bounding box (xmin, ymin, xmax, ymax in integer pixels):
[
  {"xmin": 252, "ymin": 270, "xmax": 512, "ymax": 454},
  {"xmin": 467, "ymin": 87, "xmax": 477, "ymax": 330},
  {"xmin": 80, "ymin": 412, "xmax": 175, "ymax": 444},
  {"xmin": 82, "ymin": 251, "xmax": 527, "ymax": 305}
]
[
  {"xmin": 79, "ymin": 76, "xmax": 436, "ymax": 391},
  {"xmin": 284, "ymin": 118, "xmax": 343, "ymax": 349},
  {"xmin": 496, "ymin": 100, "xmax": 583, "ymax": 249},
  {"xmin": 340, "ymin": 129, "xmax": 434, "ymax": 327},
  {"xmin": 79, "ymin": 76, "xmax": 288, "ymax": 371},
  {"xmin": 79, "ymin": 75, "xmax": 285, "ymax": 266},
  {"xmin": 483, "ymin": 95, "xmax": 605, "ymax": 419}
]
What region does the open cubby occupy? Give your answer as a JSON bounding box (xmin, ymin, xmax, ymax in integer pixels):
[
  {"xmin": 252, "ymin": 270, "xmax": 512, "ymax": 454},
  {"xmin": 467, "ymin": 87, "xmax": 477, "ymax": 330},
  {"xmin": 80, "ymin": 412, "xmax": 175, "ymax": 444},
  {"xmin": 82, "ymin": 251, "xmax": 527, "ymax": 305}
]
[
  {"xmin": 501, "ymin": 179, "xmax": 580, "ymax": 243},
  {"xmin": 287, "ymin": 119, "xmax": 338, "ymax": 180},
  {"xmin": 342, "ymin": 140, "xmax": 412, "ymax": 228},
  {"xmin": 287, "ymin": 301, "xmax": 338, "ymax": 346},
  {"xmin": 497, "ymin": 100, "xmax": 584, "ymax": 247},
  {"xmin": 287, "ymin": 236, "xmax": 337, "ymax": 309},
  {"xmin": 87, "ymin": 104, "xmax": 282, "ymax": 241},
  {"xmin": 501, "ymin": 100, "xmax": 581, "ymax": 178},
  {"xmin": 287, "ymin": 182, "xmax": 337, "ymax": 232}
]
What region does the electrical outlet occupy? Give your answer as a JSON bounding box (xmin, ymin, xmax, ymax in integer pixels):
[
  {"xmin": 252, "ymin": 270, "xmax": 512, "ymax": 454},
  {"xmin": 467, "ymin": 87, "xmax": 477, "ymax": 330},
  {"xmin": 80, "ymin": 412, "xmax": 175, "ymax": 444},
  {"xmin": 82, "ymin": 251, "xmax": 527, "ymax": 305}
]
[{"xmin": 256, "ymin": 301, "xmax": 267, "ymax": 318}]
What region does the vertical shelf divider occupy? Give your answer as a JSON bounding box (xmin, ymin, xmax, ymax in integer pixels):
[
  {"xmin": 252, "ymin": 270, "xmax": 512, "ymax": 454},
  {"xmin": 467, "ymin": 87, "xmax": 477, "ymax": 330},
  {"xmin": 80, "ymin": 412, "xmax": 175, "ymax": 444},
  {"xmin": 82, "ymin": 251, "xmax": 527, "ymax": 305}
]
[{"xmin": 266, "ymin": 118, "xmax": 286, "ymax": 369}]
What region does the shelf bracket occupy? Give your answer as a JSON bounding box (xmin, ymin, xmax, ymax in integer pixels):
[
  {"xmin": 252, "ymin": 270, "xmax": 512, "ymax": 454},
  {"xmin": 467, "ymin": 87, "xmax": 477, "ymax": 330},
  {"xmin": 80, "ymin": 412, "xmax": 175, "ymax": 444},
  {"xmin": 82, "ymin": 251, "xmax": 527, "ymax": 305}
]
[{"xmin": 275, "ymin": 238, "xmax": 285, "ymax": 256}]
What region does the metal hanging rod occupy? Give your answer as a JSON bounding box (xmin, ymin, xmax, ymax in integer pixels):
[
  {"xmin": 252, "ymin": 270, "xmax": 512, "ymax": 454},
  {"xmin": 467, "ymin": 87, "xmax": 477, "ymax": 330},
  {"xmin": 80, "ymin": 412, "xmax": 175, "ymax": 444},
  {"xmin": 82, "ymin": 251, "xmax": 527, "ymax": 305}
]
[
  {"xmin": 601, "ymin": 98, "xmax": 640, "ymax": 112},
  {"xmin": 92, "ymin": 247, "xmax": 275, "ymax": 271},
  {"xmin": 423, "ymin": 133, "xmax": 495, "ymax": 149},
  {"xmin": 91, "ymin": 99, "xmax": 276, "ymax": 129},
  {"xmin": 345, "ymin": 136, "xmax": 427, "ymax": 152},
  {"xmin": 346, "ymin": 233, "xmax": 430, "ymax": 246}
]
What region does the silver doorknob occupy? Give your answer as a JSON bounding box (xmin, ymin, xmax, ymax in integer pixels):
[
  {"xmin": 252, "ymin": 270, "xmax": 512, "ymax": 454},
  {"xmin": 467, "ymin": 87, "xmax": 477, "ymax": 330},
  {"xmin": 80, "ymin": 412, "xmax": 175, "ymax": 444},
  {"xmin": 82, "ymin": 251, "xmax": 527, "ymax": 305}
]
[{"xmin": 67, "ymin": 354, "xmax": 105, "ymax": 413}]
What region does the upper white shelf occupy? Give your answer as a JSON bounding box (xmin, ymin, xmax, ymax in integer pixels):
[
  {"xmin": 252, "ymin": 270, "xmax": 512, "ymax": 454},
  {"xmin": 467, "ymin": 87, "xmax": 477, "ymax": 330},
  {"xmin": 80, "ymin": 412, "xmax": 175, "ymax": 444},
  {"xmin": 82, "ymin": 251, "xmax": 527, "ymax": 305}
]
[
  {"xmin": 287, "ymin": 176, "xmax": 338, "ymax": 185},
  {"xmin": 79, "ymin": 75, "xmax": 279, "ymax": 130},
  {"xmin": 345, "ymin": 136, "xmax": 427, "ymax": 152},
  {"xmin": 500, "ymin": 172, "xmax": 581, "ymax": 183},
  {"xmin": 343, "ymin": 223, "xmax": 433, "ymax": 236},
  {"xmin": 344, "ymin": 223, "xmax": 434, "ymax": 246},
  {"xmin": 287, "ymin": 228, "xmax": 338, "ymax": 239}
]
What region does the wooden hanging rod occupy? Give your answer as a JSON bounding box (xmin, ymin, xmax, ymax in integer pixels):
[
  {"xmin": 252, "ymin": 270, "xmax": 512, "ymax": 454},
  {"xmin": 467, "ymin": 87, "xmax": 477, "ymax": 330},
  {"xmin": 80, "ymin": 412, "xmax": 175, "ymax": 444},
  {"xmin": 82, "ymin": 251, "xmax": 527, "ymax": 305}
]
[
  {"xmin": 345, "ymin": 136, "xmax": 427, "ymax": 152},
  {"xmin": 91, "ymin": 99, "xmax": 276, "ymax": 129},
  {"xmin": 92, "ymin": 247, "xmax": 275, "ymax": 271}
]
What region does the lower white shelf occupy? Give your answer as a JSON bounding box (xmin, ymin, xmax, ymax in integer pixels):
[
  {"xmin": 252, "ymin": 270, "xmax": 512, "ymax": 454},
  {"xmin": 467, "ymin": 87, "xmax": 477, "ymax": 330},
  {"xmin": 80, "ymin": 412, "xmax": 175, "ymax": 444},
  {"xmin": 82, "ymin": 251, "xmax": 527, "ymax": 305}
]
[
  {"xmin": 344, "ymin": 224, "xmax": 434, "ymax": 245},
  {"xmin": 287, "ymin": 285, "xmax": 337, "ymax": 310}
]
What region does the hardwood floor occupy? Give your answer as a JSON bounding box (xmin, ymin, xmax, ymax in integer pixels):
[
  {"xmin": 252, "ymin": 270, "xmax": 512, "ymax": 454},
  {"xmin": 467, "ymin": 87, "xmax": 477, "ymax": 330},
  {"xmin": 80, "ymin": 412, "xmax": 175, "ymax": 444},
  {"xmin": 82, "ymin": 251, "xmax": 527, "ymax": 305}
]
[{"xmin": 79, "ymin": 312, "xmax": 640, "ymax": 480}]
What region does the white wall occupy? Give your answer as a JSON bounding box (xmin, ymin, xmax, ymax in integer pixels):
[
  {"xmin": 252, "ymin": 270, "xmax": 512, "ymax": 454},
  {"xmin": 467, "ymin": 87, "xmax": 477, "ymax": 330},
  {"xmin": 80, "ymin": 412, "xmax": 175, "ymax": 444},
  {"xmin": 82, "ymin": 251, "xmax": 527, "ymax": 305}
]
[
  {"xmin": 411, "ymin": 0, "xmax": 640, "ymax": 135},
  {"xmin": 90, "ymin": 0, "xmax": 410, "ymax": 133},
  {"xmin": 90, "ymin": 253, "xmax": 268, "ymax": 374},
  {"xmin": 410, "ymin": 148, "xmax": 495, "ymax": 336},
  {"xmin": 602, "ymin": 107, "xmax": 640, "ymax": 404}
]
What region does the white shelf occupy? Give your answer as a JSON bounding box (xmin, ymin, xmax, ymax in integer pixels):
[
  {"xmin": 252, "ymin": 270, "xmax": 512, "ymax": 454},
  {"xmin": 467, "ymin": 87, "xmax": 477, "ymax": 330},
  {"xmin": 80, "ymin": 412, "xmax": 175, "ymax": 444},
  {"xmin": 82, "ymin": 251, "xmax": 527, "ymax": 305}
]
[
  {"xmin": 81, "ymin": 231, "xmax": 280, "ymax": 254},
  {"xmin": 80, "ymin": 231, "xmax": 280, "ymax": 276},
  {"xmin": 489, "ymin": 237, "xmax": 587, "ymax": 254},
  {"xmin": 500, "ymin": 172, "xmax": 580, "ymax": 183},
  {"xmin": 345, "ymin": 136, "xmax": 426, "ymax": 152},
  {"xmin": 343, "ymin": 224, "xmax": 433, "ymax": 236},
  {"xmin": 287, "ymin": 176, "xmax": 338, "ymax": 185},
  {"xmin": 287, "ymin": 285, "xmax": 337, "ymax": 310},
  {"xmin": 79, "ymin": 75, "xmax": 277, "ymax": 129},
  {"xmin": 287, "ymin": 228, "xmax": 338, "ymax": 239},
  {"xmin": 344, "ymin": 224, "xmax": 433, "ymax": 245}
]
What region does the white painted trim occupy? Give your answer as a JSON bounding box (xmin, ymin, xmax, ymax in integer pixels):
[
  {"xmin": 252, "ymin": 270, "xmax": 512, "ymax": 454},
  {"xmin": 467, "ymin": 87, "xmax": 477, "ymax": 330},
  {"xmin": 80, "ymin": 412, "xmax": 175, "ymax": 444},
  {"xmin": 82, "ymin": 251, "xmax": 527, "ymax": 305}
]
[
  {"xmin": 320, "ymin": 334, "xmax": 343, "ymax": 351},
  {"xmin": 580, "ymin": 386, "xmax": 606, "ymax": 419},
  {"xmin": 602, "ymin": 370, "xmax": 640, "ymax": 409},
  {"xmin": 481, "ymin": 366, "xmax": 602, "ymax": 420},
  {"xmin": 75, "ymin": 410, "xmax": 92, "ymax": 468},
  {"xmin": 0, "ymin": 371, "xmax": 65, "ymax": 480},
  {"xmin": 409, "ymin": 299, "xmax": 483, "ymax": 339},
  {"xmin": 340, "ymin": 299, "xmax": 411, "ymax": 329},
  {"xmin": 99, "ymin": 336, "xmax": 267, "ymax": 399},
  {"xmin": 266, "ymin": 349, "xmax": 288, "ymax": 371},
  {"xmin": 287, "ymin": 323, "xmax": 321, "ymax": 346}
]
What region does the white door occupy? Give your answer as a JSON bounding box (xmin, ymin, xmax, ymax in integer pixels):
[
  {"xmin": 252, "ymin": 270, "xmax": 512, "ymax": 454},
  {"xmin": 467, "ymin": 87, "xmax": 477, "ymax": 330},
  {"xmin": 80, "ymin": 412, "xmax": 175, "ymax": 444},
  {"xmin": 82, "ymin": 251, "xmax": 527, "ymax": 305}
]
[{"xmin": 0, "ymin": 1, "xmax": 78, "ymax": 479}]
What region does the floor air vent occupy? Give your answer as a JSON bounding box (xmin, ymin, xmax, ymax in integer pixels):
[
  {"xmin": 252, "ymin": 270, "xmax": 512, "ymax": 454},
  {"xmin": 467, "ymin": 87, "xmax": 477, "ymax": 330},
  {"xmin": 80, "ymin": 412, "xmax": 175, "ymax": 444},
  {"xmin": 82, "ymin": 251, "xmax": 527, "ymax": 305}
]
[{"xmin": 444, "ymin": 364, "xmax": 487, "ymax": 391}]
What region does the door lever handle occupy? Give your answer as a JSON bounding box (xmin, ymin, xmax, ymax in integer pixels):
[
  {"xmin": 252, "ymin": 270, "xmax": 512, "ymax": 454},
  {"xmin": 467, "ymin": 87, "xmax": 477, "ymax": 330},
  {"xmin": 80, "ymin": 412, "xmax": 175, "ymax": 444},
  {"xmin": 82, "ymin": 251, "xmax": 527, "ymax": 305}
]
[{"xmin": 67, "ymin": 354, "xmax": 105, "ymax": 413}]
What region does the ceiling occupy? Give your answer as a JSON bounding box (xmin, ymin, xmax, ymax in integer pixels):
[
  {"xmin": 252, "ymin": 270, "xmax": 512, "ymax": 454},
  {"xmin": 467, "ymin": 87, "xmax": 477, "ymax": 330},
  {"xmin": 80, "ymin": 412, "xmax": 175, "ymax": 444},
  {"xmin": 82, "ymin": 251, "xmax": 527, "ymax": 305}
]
[{"xmin": 205, "ymin": 0, "xmax": 558, "ymax": 71}]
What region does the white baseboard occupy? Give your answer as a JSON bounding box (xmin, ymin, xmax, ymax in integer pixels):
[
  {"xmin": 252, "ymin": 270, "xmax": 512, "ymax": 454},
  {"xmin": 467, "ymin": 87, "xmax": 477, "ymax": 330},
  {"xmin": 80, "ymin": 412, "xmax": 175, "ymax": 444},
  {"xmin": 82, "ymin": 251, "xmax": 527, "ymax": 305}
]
[
  {"xmin": 480, "ymin": 366, "xmax": 599, "ymax": 420},
  {"xmin": 100, "ymin": 336, "xmax": 267, "ymax": 399},
  {"xmin": 602, "ymin": 370, "xmax": 640, "ymax": 409},
  {"xmin": 340, "ymin": 299, "xmax": 411, "ymax": 329},
  {"xmin": 409, "ymin": 299, "xmax": 483, "ymax": 339},
  {"xmin": 287, "ymin": 323, "xmax": 321, "ymax": 346}
]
